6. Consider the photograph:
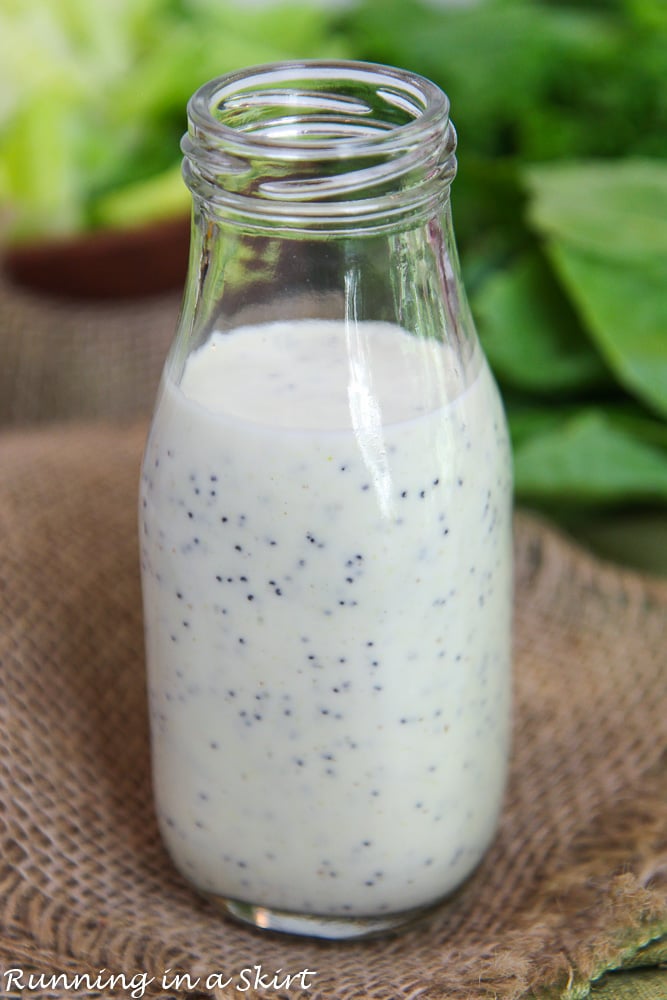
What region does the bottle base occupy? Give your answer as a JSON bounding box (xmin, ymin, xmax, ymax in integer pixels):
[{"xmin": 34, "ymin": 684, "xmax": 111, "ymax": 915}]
[{"xmin": 206, "ymin": 893, "xmax": 440, "ymax": 940}]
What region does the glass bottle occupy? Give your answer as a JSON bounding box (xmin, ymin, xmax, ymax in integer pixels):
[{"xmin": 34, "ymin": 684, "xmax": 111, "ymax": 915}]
[{"xmin": 139, "ymin": 60, "xmax": 513, "ymax": 940}]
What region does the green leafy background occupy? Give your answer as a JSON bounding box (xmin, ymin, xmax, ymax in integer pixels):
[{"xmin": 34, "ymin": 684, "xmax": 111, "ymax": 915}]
[
  {"xmin": 2, "ymin": 0, "xmax": 666, "ymax": 573},
  {"xmin": 341, "ymin": 0, "xmax": 667, "ymax": 574}
]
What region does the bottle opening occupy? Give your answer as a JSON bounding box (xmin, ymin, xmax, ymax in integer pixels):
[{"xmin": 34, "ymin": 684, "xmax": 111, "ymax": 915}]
[{"xmin": 182, "ymin": 60, "xmax": 457, "ymax": 233}]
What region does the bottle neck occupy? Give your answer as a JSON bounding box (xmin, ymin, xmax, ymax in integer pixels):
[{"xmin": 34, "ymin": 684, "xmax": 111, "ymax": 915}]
[{"xmin": 181, "ymin": 61, "xmax": 457, "ymax": 237}]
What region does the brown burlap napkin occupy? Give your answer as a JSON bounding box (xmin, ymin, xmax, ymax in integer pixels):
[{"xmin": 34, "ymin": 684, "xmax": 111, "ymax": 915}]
[{"xmin": 0, "ymin": 420, "xmax": 665, "ymax": 1000}]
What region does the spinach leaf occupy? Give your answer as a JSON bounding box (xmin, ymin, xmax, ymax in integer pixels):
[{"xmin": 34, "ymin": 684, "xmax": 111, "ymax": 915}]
[
  {"xmin": 507, "ymin": 403, "xmax": 588, "ymax": 448},
  {"xmin": 525, "ymin": 160, "xmax": 667, "ymax": 262},
  {"xmin": 547, "ymin": 243, "xmax": 667, "ymax": 419},
  {"xmin": 508, "ymin": 400, "xmax": 667, "ymax": 451},
  {"xmin": 474, "ymin": 254, "xmax": 608, "ymax": 394},
  {"xmin": 514, "ymin": 409, "xmax": 667, "ymax": 503},
  {"xmin": 524, "ymin": 160, "xmax": 667, "ymax": 418}
]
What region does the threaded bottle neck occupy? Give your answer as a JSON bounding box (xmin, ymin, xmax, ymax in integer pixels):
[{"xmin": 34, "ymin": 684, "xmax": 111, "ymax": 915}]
[{"xmin": 181, "ymin": 60, "xmax": 457, "ymax": 236}]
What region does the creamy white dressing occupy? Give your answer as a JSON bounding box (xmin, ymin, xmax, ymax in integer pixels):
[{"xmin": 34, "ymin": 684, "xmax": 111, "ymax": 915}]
[{"xmin": 140, "ymin": 319, "xmax": 512, "ymax": 917}]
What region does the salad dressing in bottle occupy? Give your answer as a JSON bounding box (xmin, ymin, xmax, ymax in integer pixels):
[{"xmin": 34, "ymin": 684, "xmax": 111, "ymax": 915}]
[{"xmin": 139, "ymin": 60, "xmax": 513, "ymax": 939}]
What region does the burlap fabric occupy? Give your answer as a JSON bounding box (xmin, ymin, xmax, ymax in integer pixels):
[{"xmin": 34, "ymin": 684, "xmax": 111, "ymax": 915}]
[
  {"xmin": 0, "ymin": 273, "xmax": 179, "ymax": 427},
  {"xmin": 0, "ymin": 275, "xmax": 666, "ymax": 1000}
]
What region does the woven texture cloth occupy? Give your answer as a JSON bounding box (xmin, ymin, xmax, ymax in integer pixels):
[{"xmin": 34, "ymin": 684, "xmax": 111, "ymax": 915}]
[
  {"xmin": 0, "ymin": 272, "xmax": 179, "ymax": 427},
  {"xmin": 0, "ymin": 419, "xmax": 666, "ymax": 1000}
]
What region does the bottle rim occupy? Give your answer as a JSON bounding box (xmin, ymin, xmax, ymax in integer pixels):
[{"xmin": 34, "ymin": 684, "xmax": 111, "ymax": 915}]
[{"xmin": 181, "ymin": 60, "xmax": 457, "ymax": 234}]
